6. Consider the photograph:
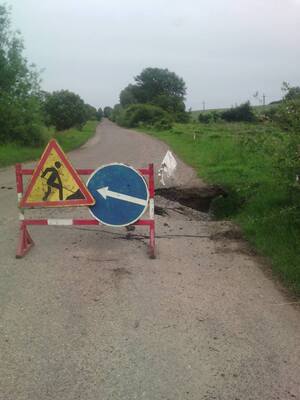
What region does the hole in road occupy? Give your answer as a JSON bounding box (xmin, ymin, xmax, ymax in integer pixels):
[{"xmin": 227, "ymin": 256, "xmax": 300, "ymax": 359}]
[{"xmin": 155, "ymin": 186, "xmax": 227, "ymax": 213}]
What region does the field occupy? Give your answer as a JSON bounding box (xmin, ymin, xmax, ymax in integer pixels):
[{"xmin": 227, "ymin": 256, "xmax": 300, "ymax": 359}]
[
  {"xmin": 0, "ymin": 120, "xmax": 98, "ymax": 168},
  {"xmin": 141, "ymin": 121, "xmax": 300, "ymax": 295},
  {"xmin": 191, "ymin": 103, "xmax": 278, "ymax": 120}
]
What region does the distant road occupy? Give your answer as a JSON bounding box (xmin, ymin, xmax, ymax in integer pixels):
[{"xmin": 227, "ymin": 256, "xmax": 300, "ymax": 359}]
[{"xmin": 0, "ymin": 119, "xmax": 299, "ymax": 400}]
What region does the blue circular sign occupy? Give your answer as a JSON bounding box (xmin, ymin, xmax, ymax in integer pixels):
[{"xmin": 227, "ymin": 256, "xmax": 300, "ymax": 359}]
[{"xmin": 87, "ymin": 163, "xmax": 149, "ymax": 227}]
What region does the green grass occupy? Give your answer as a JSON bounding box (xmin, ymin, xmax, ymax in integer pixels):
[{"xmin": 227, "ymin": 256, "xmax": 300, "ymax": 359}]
[
  {"xmin": 140, "ymin": 122, "xmax": 300, "ymax": 295},
  {"xmin": 0, "ymin": 120, "xmax": 98, "ymax": 167}
]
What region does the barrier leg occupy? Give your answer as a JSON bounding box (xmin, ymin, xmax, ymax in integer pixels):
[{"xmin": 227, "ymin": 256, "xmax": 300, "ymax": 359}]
[
  {"xmin": 16, "ymin": 222, "xmax": 34, "ymax": 259},
  {"xmin": 148, "ymin": 163, "xmax": 156, "ymax": 259}
]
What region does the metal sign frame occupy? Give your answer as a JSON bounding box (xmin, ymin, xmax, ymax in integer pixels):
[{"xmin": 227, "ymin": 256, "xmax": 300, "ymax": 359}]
[
  {"xmin": 19, "ymin": 139, "xmax": 95, "ymax": 208},
  {"xmin": 15, "ymin": 163, "xmax": 156, "ymax": 259}
]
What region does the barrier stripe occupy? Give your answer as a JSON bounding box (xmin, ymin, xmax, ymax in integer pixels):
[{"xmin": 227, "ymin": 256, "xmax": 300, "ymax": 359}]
[
  {"xmin": 20, "ymin": 168, "xmax": 151, "ymax": 176},
  {"xmin": 149, "ymin": 198, "xmax": 154, "ymax": 220},
  {"xmin": 23, "ymin": 218, "xmax": 154, "ymax": 226},
  {"xmin": 48, "ymin": 219, "xmax": 73, "ymax": 226}
]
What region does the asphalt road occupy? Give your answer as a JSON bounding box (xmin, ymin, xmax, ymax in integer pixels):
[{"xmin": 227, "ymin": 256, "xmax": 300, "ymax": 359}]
[{"xmin": 0, "ymin": 119, "xmax": 299, "ymax": 400}]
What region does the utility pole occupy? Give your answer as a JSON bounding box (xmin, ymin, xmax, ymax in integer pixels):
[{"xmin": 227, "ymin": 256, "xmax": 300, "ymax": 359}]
[
  {"xmin": 202, "ymin": 101, "xmax": 205, "ymax": 111},
  {"xmin": 262, "ymin": 93, "xmax": 266, "ymax": 106}
]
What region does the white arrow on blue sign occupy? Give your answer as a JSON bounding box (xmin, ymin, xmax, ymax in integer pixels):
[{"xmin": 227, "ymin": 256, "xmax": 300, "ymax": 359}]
[{"xmin": 87, "ymin": 163, "xmax": 149, "ymax": 226}]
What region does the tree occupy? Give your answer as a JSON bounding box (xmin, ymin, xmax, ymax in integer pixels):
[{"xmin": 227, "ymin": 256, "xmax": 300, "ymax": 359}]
[
  {"xmin": 0, "ymin": 4, "xmax": 44, "ymax": 145},
  {"xmin": 134, "ymin": 67, "xmax": 186, "ymax": 104},
  {"xmin": 282, "ymin": 82, "xmax": 300, "ymax": 101},
  {"xmin": 110, "ymin": 103, "xmax": 123, "ymax": 122},
  {"xmin": 118, "ymin": 67, "xmax": 188, "ymax": 121},
  {"xmin": 103, "ymin": 106, "xmax": 113, "ymax": 118},
  {"xmin": 84, "ymin": 103, "xmax": 98, "ymax": 120},
  {"xmin": 97, "ymin": 107, "xmax": 103, "ymax": 120},
  {"xmin": 120, "ymin": 84, "xmax": 139, "ymax": 108},
  {"xmin": 43, "ymin": 90, "xmax": 87, "ymax": 131},
  {"xmin": 152, "ymin": 93, "xmax": 187, "ymax": 121}
]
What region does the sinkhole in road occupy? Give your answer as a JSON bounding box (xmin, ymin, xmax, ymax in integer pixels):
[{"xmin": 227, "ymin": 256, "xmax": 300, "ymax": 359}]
[{"xmin": 155, "ymin": 185, "xmax": 227, "ymax": 213}]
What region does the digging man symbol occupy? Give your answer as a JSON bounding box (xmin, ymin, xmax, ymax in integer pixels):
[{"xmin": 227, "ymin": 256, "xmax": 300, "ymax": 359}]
[{"xmin": 41, "ymin": 161, "xmax": 64, "ymax": 201}]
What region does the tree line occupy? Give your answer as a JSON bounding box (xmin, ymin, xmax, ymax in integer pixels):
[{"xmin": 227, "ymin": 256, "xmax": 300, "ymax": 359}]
[
  {"xmin": 103, "ymin": 65, "xmax": 300, "ymax": 133},
  {"xmin": 0, "ymin": 4, "xmax": 102, "ymax": 147},
  {"xmin": 105, "ymin": 67, "xmax": 190, "ymax": 130}
]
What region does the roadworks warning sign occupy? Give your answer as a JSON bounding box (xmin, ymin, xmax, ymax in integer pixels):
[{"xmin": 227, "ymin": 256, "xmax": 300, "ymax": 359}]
[{"xmin": 19, "ymin": 139, "xmax": 95, "ymax": 208}]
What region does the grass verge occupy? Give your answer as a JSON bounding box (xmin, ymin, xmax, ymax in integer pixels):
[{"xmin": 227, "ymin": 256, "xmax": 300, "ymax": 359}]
[
  {"xmin": 0, "ymin": 120, "xmax": 98, "ymax": 168},
  {"xmin": 140, "ymin": 122, "xmax": 300, "ymax": 295}
]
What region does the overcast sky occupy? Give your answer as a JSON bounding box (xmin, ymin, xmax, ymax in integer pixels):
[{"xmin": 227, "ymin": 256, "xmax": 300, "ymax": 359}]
[{"xmin": 6, "ymin": 0, "xmax": 300, "ymax": 110}]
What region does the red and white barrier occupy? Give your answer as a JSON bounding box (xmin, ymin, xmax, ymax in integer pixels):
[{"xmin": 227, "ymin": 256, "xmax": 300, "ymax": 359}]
[{"xmin": 15, "ymin": 164, "xmax": 156, "ymax": 259}]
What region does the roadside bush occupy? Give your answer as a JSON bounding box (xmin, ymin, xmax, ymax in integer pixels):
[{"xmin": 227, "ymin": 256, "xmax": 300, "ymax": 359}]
[
  {"xmin": 110, "ymin": 104, "xmax": 124, "ymax": 123},
  {"xmin": 84, "ymin": 104, "xmax": 98, "ymax": 121},
  {"xmin": 282, "ymin": 83, "xmax": 300, "ymax": 101},
  {"xmin": 0, "ymin": 92, "xmax": 45, "ymax": 146},
  {"xmin": 273, "ymin": 99, "xmax": 300, "ymax": 133},
  {"xmin": 176, "ymin": 110, "xmax": 190, "ymax": 123},
  {"xmin": 221, "ymin": 102, "xmax": 256, "ymax": 123},
  {"xmin": 198, "ymin": 111, "xmax": 220, "ymax": 124},
  {"xmin": 198, "ymin": 113, "xmax": 211, "ymax": 124},
  {"xmin": 262, "ymin": 107, "xmax": 277, "ymax": 122},
  {"xmin": 270, "ymin": 99, "xmax": 300, "ymax": 184},
  {"xmin": 120, "ymin": 104, "xmax": 173, "ymax": 128},
  {"xmin": 43, "ymin": 90, "xmax": 87, "ymax": 131},
  {"xmin": 152, "ymin": 94, "xmax": 189, "ymax": 122},
  {"xmin": 153, "ymin": 117, "xmax": 173, "ymax": 130}
]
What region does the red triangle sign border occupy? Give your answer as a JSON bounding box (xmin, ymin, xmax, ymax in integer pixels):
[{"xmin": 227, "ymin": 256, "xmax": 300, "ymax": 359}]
[{"xmin": 19, "ymin": 139, "xmax": 95, "ymax": 208}]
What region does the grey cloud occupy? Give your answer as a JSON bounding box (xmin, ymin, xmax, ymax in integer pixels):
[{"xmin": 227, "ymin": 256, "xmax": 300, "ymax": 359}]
[{"xmin": 6, "ymin": 0, "xmax": 300, "ymax": 109}]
